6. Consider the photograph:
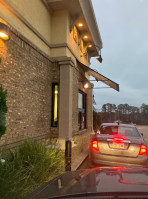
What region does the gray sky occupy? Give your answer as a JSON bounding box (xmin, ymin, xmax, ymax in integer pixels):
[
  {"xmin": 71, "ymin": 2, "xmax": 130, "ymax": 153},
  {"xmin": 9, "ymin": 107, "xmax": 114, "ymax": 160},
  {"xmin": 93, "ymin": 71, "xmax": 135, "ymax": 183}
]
[{"xmin": 91, "ymin": 0, "xmax": 148, "ymax": 110}]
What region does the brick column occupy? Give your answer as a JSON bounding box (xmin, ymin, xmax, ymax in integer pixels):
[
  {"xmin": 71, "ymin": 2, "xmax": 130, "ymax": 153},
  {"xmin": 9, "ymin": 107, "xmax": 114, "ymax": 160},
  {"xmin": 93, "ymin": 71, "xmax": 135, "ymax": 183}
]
[{"xmin": 58, "ymin": 58, "xmax": 74, "ymax": 149}]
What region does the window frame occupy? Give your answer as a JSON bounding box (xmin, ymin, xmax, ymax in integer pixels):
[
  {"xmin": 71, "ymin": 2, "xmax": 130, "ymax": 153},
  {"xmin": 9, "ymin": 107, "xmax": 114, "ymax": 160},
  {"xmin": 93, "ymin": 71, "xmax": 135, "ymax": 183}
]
[{"xmin": 78, "ymin": 90, "xmax": 87, "ymax": 130}]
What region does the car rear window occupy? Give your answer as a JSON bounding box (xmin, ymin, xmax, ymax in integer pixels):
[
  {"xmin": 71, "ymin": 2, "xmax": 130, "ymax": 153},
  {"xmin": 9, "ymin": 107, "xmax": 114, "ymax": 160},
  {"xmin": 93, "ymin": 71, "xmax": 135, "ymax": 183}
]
[{"xmin": 100, "ymin": 126, "xmax": 140, "ymax": 137}]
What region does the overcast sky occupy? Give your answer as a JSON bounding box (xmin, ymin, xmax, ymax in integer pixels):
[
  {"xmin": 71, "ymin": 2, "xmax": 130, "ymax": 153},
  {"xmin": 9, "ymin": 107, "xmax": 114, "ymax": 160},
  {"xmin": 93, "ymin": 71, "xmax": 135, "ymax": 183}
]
[{"xmin": 91, "ymin": 0, "xmax": 148, "ymax": 110}]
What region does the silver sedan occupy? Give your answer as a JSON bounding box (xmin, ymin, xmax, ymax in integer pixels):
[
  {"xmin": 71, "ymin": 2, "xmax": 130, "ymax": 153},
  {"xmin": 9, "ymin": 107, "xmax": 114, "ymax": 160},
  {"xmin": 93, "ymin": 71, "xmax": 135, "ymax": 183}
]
[{"xmin": 89, "ymin": 123, "xmax": 148, "ymax": 168}]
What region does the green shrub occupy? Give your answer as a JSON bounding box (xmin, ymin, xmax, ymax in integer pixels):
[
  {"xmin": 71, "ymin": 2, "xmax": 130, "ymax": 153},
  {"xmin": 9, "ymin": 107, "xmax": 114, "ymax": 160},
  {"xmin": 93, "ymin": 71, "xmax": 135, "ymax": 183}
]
[
  {"xmin": 0, "ymin": 139, "xmax": 64, "ymax": 199},
  {"xmin": 93, "ymin": 110, "xmax": 102, "ymax": 132}
]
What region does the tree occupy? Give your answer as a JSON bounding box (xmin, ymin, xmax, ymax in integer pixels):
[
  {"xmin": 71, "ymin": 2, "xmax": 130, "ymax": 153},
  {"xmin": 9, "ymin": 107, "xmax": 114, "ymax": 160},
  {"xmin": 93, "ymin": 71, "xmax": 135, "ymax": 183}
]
[
  {"xmin": 140, "ymin": 103, "xmax": 148, "ymax": 124},
  {"xmin": 93, "ymin": 110, "xmax": 102, "ymax": 132},
  {"xmin": 0, "ymin": 86, "xmax": 8, "ymax": 137},
  {"xmin": 102, "ymin": 104, "xmax": 107, "ymax": 113},
  {"xmin": 101, "ymin": 103, "xmax": 148, "ymax": 125}
]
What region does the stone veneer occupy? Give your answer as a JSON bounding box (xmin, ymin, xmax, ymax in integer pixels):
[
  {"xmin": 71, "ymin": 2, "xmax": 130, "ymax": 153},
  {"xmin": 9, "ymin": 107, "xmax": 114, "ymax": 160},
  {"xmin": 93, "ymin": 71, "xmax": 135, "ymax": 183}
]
[
  {"xmin": 0, "ymin": 27, "xmax": 93, "ymax": 166},
  {"xmin": 0, "ymin": 28, "xmax": 59, "ymax": 150}
]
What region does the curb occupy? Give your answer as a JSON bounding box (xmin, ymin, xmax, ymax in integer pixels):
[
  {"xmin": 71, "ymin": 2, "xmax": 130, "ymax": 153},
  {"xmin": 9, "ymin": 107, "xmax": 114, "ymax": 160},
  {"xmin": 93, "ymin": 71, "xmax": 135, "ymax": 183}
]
[{"xmin": 71, "ymin": 148, "xmax": 88, "ymax": 171}]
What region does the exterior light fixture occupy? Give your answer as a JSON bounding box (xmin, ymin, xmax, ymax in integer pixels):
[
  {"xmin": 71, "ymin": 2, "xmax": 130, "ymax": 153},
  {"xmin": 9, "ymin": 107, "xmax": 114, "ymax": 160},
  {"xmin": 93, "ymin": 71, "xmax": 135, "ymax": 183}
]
[
  {"xmin": 78, "ymin": 23, "xmax": 83, "ymax": 27},
  {"xmin": 83, "ymin": 35, "xmax": 88, "ymax": 39},
  {"xmin": 96, "ymin": 50, "xmax": 103, "ymax": 64},
  {"xmin": 84, "ymin": 82, "xmax": 89, "ymax": 89},
  {"xmin": 87, "ymin": 44, "xmax": 103, "ymax": 64},
  {"xmin": 88, "ymin": 44, "xmax": 92, "ymax": 48},
  {"xmin": 0, "ymin": 22, "xmax": 10, "ymax": 41}
]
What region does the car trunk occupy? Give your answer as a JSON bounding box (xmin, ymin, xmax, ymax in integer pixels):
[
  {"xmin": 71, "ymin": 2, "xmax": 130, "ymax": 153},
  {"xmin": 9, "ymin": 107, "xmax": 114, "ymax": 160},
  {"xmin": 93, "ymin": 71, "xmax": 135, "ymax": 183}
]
[{"xmin": 97, "ymin": 135, "xmax": 142, "ymax": 158}]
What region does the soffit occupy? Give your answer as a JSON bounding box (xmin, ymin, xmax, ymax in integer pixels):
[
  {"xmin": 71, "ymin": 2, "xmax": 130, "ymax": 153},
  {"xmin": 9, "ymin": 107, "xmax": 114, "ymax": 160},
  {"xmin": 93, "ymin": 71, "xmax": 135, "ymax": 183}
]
[{"xmin": 45, "ymin": 0, "xmax": 81, "ymax": 16}]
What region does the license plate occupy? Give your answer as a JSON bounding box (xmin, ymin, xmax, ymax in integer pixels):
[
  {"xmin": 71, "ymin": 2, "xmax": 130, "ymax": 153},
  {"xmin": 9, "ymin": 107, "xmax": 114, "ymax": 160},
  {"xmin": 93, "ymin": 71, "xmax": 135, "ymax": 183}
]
[{"xmin": 112, "ymin": 143, "xmax": 125, "ymax": 149}]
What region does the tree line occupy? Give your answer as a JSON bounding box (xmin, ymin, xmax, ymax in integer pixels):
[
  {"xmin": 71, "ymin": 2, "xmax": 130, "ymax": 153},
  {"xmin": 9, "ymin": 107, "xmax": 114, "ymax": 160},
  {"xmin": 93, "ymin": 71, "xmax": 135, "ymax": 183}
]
[
  {"xmin": 93, "ymin": 103, "xmax": 148, "ymax": 131},
  {"xmin": 100, "ymin": 103, "xmax": 148, "ymax": 125}
]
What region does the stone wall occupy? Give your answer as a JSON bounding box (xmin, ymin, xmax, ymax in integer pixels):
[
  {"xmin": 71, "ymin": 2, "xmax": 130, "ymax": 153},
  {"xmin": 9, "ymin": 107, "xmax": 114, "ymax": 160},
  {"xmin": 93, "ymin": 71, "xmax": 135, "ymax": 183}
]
[
  {"xmin": 0, "ymin": 29, "xmax": 59, "ymax": 150},
  {"xmin": 72, "ymin": 66, "xmax": 79, "ymax": 135}
]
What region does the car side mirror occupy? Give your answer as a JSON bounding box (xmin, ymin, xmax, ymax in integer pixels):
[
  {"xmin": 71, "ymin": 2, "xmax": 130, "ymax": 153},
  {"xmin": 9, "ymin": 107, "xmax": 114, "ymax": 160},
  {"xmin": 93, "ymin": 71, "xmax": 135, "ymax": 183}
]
[{"xmin": 141, "ymin": 133, "xmax": 143, "ymax": 137}]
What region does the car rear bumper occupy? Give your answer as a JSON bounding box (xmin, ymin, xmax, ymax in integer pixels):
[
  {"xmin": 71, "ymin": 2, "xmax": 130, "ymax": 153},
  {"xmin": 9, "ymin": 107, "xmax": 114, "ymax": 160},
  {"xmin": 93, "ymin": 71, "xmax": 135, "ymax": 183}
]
[{"xmin": 89, "ymin": 150, "xmax": 148, "ymax": 168}]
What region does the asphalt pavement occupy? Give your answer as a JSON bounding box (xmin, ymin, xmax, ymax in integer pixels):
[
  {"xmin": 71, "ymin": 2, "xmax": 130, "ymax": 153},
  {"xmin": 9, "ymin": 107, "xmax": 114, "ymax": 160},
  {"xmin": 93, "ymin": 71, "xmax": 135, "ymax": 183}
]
[
  {"xmin": 137, "ymin": 125, "xmax": 148, "ymax": 144},
  {"xmin": 78, "ymin": 125, "xmax": 148, "ymax": 170}
]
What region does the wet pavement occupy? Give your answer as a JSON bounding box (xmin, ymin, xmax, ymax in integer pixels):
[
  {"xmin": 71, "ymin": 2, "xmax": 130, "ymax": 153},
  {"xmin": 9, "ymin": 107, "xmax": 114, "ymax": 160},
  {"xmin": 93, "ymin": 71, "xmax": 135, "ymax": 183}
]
[{"xmin": 79, "ymin": 125, "xmax": 148, "ymax": 170}]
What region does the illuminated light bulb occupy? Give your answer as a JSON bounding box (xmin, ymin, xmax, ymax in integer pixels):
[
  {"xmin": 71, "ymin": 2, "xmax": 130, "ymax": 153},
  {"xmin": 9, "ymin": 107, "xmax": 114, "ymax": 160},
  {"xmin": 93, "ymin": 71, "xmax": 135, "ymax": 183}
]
[
  {"xmin": 0, "ymin": 22, "xmax": 10, "ymax": 41},
  {"xmin": 0, "ymin": 32, "xmax": 9, "ymax": 40},
  {"xmin": 88, "ymin": 44, "xmax": 93, "ymax": 48},
  {"xmin": 78, "ymin": 23, "xmax": 83, "ymax": 27},
  {"xmin": 83, "ymin": 35, "xmax": 88, "ymax": 39},
  {"xmin": 84, "ymin": 83, "xmax": 89, "ymax": 89}
]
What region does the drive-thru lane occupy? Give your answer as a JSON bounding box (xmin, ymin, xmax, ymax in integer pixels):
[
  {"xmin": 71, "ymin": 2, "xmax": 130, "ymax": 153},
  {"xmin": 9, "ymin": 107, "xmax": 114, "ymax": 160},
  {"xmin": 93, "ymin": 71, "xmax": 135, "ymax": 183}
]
[{"xmin": 78, "ymin": 125, "xmax": 148, "ymax": 169}]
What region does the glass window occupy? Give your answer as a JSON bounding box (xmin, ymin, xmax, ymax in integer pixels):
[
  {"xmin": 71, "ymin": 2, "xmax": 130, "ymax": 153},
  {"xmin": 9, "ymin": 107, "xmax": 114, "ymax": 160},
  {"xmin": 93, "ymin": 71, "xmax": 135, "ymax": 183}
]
[
  {"xmin": 78, "ymin": 91, "xmax": 86, "ymax": 130},
  {"xmin": 51, "ymin": 83, "xmax": 59, "ymax": 127},
  {"xmin": 78, "ymin": 93, "xmax": 83, "ymax": 109},
  {"xmin": 100, "ymin": 126, "xmax": 140, "ymax": 137}
]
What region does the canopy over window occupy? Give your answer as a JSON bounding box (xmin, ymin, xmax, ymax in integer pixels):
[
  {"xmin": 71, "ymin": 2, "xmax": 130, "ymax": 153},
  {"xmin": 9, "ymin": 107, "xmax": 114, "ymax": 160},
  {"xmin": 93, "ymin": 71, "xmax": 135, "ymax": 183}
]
[{"xmin": 78, "ymin": 61, "xmax": 119, "ymax": 92}]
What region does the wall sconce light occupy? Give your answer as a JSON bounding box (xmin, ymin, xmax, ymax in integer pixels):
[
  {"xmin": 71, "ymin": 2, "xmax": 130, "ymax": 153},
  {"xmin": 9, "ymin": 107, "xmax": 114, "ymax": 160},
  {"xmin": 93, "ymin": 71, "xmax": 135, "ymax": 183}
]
[
  {"xmin": 84, "ymin": 82, "xmax": 89, "ymax": 89},
  {"xmin": 0, "ymin": 22, "xmax": 10, "ymax": 41}
]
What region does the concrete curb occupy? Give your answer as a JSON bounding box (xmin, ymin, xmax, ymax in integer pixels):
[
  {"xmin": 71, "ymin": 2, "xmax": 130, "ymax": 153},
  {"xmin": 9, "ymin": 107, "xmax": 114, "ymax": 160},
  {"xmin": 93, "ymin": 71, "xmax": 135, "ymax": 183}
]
[{"xmin": 71, "ymin": 148, "xmax": 88, "ymax": 171}]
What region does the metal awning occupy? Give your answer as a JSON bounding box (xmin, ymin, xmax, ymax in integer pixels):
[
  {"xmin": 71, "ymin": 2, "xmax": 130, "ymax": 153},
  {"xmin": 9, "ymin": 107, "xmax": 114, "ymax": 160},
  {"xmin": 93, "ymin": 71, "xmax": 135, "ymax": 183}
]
[{"xmin": 78, "ymin": 61, "xmax": 119, "ymax": 92}]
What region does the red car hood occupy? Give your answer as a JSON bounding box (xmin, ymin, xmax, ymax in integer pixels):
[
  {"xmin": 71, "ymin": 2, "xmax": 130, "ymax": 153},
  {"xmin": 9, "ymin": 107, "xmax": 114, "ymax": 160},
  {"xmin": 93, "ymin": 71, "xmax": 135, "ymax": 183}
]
[{"xmin": 26, "ymin": 167, "xmax": 148, "ymax": 199}]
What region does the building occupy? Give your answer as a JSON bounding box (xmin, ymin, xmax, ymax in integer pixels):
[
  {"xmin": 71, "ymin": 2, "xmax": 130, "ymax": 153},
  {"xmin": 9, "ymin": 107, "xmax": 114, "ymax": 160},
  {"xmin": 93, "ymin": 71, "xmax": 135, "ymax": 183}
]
[{"xmin": 0, "ymin": 0, "xmax": 119, "ymax": 166}]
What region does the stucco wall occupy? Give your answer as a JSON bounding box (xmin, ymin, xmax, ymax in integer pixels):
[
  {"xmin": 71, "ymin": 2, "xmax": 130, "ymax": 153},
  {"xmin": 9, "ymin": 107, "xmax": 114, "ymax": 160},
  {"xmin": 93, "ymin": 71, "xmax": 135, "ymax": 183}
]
[
  {"xmin": 51, "ymin": 10, "xmax": 69, "ymax": 44},
  {"xmin": 72, "ymin": 131, "xmax": 91, "ymax": 163},
  {"xmin": 0, "ymin": 0, "xmax": 52, "ymax": 56},
  {"xmin": 0, "ymin": 29, "xmax": 59, "ymax": 150},
  {"xmin": 0, "ymin": 1, "xmax": 90, "ymax": 66},
  {"xmin": 5, "ymin": 0, "xmax": 51, "ymax": 41}
]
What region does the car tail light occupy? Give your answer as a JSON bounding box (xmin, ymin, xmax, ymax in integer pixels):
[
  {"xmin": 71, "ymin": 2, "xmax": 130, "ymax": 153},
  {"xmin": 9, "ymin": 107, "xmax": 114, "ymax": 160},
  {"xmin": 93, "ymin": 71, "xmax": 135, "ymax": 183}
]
[
  {"xmin": 91, "ymin": 139, "xmax": 99, "ymax": 151},
  {"xmin": 139, "ymin": 144, "xmax": 147, "ymax": 155}
]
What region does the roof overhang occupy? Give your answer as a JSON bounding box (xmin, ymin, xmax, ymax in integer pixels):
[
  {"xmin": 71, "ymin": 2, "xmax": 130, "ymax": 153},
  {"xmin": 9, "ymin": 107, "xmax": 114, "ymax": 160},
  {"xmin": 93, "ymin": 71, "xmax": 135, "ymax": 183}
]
[
  {"xmin": 42, "ymin": 0, "xmax": 103, "ymax": 56},
  {"xmin": 79, "ymin": 0, "xmax": 102, "ymax": 51},
  {"xmin": 78, "ymin": 60, "xmax": 119, "ymax": 92}
]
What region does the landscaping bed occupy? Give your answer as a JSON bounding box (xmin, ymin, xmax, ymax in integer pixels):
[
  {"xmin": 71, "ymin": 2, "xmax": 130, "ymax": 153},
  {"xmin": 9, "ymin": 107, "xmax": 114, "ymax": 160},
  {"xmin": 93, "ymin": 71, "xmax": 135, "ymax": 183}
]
[{"xmin": 0, "ymin": 139, "xmax": 64, "ymax": 199}]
